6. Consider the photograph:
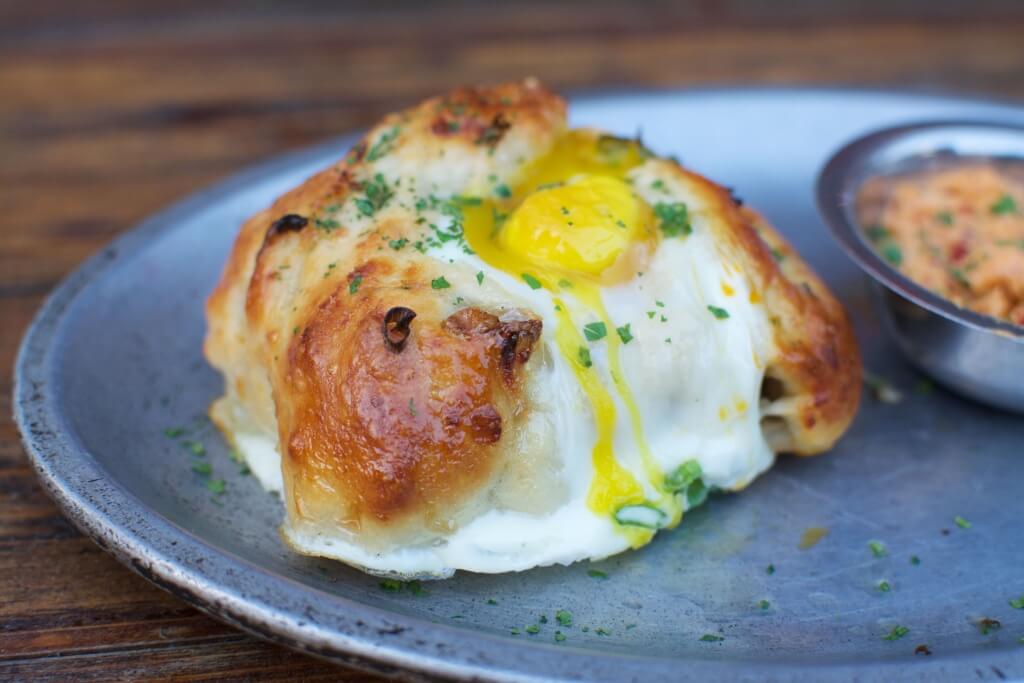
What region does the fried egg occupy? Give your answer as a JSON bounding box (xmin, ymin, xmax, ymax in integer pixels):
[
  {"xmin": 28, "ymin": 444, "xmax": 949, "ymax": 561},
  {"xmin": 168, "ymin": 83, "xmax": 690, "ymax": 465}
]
[{"xmin": 204, "ymin": 81, "xmax": 860, "ymax": 578}]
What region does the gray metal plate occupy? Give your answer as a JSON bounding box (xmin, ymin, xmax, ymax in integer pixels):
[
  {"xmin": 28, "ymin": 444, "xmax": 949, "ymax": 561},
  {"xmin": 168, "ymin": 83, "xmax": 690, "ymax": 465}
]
[{"xmin": 14, "ymin": 88, "xmax": 1024, "ymax": 682}]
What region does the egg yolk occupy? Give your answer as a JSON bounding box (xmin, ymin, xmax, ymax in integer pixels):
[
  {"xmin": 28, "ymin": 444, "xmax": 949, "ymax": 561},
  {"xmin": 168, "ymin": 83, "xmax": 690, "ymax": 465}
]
[{"xmin": 499, "ymin": 175, "xmax": 650, "ymax": 277}]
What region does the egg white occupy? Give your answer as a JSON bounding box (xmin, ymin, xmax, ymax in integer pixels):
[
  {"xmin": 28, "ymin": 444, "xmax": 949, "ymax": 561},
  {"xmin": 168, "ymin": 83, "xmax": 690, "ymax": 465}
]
[{"xmin": 225, "ymin": 158, "xmax": 777, "ymax": 578}]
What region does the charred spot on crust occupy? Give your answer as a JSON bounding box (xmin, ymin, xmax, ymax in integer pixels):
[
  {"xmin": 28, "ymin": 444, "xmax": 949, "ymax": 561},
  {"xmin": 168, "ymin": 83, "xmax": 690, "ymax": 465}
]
[
  {"xmin": 345, "ymin": 142, "xmax": 367, "ymax": 165},
  {"xmin": 467, "ymin": 404, "xmax": 502, "ymax": 444},
  {"xmin": 267, "ymin": 214, "xmax": 308, "ymax": 239},
  {"xmin": 383, "ymin": 306, "xmax": 417, "ymax": 352},
  {"xmin": 475, "ymin": 113, "xmax": 511, "ymax": 147},
  {"xmin": 443, "ymin": 307, "xmax": 542, "ymax": 385},
  {"xmin": 496, "ymin": 319, "xmax": 542, "ymax": 383},
  {"xmin": 726, "ymin": 186, "xmax": 745, "ymax": 207}
]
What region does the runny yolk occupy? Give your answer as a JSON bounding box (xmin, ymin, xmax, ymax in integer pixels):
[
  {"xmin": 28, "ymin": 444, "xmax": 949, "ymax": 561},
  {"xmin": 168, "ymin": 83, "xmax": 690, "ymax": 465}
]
[
  {"xmin": 462, "ymin": 130, "xmax": 682, "ymax": 542},
  {"xmin": 499, "ymin": 175, "xmax": 650, "ymax": 277}
]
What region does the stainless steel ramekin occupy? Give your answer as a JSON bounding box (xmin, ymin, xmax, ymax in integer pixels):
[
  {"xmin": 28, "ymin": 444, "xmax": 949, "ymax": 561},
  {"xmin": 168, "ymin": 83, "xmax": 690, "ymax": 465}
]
[{"xmin": 817, "ymin": 121, "xmax": 1024, "ymax": 413}]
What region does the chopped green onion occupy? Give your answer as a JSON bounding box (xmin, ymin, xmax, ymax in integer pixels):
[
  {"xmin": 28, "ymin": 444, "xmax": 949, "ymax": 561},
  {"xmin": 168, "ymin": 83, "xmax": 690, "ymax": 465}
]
[
  {"xmin": 525, "ymin": 624, "xmax": 540, "ymax": 635},
  {"xmin": 431, "ymin": 276, "xmax": 450, "ymax": 289},
  {"xmin": 882, "ymin": 244, "xmax": 903, "ymax": 266},
  {"xmin": 556, "ymin": 610, "xmax": 572, "ymax": 627},
  {"xmin": 476, "ymin": 271, "xmax": 484, "ymax": 285},
  {"xmin": 869, "ymin": 540, "xmax": 887, "ymax": 558},
  {"xmin": 616, "ymin": 324, "xmax": 634, "ymax": 344},
  {"xmin": 877, "ymin": 580, "xmax": 891, "ymax": 593},
  {"xmin": 665, "ymin": 460, "xmax": 702, "ymax": 492},
  {"xmin": 953, "ymin": 515, "xmax": 971, "ymax": 529},
  {"xmin": 577, "ymin": 347, "xmax": 593, "ymax": 368},
  {"xmin": 699, "ymin": 633, "xmax": 724, "ymax": 642},
  {"xmin": 614, "ymin": 503, "xmax": 667, "ymax": 529},
  {"xmin": 587, "ymin": 569, "xmax": 608, "ymax": 580}
]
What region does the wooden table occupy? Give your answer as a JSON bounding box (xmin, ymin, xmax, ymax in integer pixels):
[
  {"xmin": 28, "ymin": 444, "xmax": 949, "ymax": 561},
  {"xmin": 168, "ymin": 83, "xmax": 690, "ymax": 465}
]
[{"xmin": 3, "ymin": 2, "xmax": 1023, "ymax": 679}]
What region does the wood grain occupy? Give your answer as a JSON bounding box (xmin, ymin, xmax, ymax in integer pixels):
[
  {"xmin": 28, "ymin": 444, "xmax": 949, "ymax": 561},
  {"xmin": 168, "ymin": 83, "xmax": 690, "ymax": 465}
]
[{"xmin": 2, "ymin": 1, "xmax": 1023, "ymax": 680}]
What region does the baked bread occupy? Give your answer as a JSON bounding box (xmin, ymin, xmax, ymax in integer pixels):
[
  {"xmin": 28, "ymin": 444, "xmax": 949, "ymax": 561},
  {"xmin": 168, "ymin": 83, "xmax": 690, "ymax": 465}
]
[{"xmin": 204, "ymin": 79, "xmax": 860, "ymax": 577}]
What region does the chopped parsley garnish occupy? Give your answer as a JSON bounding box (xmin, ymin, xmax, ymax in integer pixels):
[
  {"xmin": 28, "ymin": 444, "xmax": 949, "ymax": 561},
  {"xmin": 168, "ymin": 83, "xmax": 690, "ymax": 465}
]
[
  {"xmin": 431, "ymin": 276, "xmax": 451, "ymax": 289},
  {"xmin": 766, "ymin": 564, "xmax": 775, "ymax": 575},
  {"xmin": 349, "ymin": 274, "xmax": 363, "ymax": 294},
  {"xmin": 186, "ymin": 441, "xmax": 205, "ymax": 456},
  {"xmin": 655, "ymin": 300, "xmax": 665, "ymax": 307},
  {"xmin": 583, "ymin": 322, "xmax": 607, "ymax": 341},
  {"xmin": 759, "ymin": 599, "xmax": 771, "ymax": 610},
  {"xmin": 654, "ymin": 202, "xmax": 692, "ymax": 237},
  {"xmin": 1009, "ymin": 595, "xmax": 1024, "ymax": 610},
  {"xmin": 206, "ymin": 478, "xmax": 226, "ymax": 495},
  {"xmin": 558, "ymin": 278, "xmax": 573, "ymax": 289},
  {"xmin": 494, "ymin": 183, "xmax": 512, "ymax": 199},
  {"xmin": 651, "ymin": 179, "xmax": 668, "ymax": 193},
  {"xmin": 389, "ymin": 237, "xmax": 408, "ymax": 250},
  {"xmin": 877, "ymin": 580, "xmax": 891, "ymax": 593},
  {"xmin": 616, "ymin": 324, "xmax": 634, "ymax": 344},
  {"xmin": 315, "ymin": 217, "xmax": 340, "ymax": 232},
  {"xmin": 164, "ymin": 427, "xmax": 185, "ymax": 438},
  {"xmin": 595, "ymin": 627, "xmax": 611, "ymax": 636},
  {"xmin": 578, "ymin": 346, "xmax": 593, "ymax": 368},
  {"xmin": 881, "ymin": 244, "xmax": 903, "ymax": 266},
  {"xmin": 354, "ymin": 174, "xmax": 394, "ymax": 217},
  {"xmin": 910, "ymin": 555, "xmax": 921, "ymax": 566},
  {"xmin": 378, "ymin": 578, "xmax": 427, "ymax": 595},
  {"xmin": 525, "ymin": 624, "xmax": 540, "ymax": 635},
  {"xmin": 953, "ymin": 515, "xmax": 971, "ymax": 529},
  {"xmin": 707, "ymin": 305, "xmax": 730, "ymax": 320},
  {"xmin": 486, "ymin": 598, "xmax": 498, "ymax": 605},
  {"xmin": 510, "ymin": 627, "xmax": 520, "ymax": 635},
  {"xmin": 554, "ymin": 631, "xmax": 566, "ymax": 642},
  {"xmin": 556, "ymin": 610, "xmax": 572, "ymax": 627},
  {"xmin": 699, "ymin": 634, "xmax": 724, "ymax": 642},
  {"xmin": 991, "ymin": 194, "xmax": 1018, "ymax": 215},
  {"xmin": 978, "ymin": 618, "xmax": 1001, "ymax": 635},
  {"xmin": 587, "ymin": 569, "xmax": 609, "ymax": 580},
  {"xmin": 408, "ymin": 398, "xmax": 417, "ymax": 416},
  {"xmin": 191, "ymin": 462, "xmax": 212, "ymax": 475},
  {"xmin": 476, "ymin": 271, "xmax": 485, "ymax": 285},
  {"xmin": 366, "ymin": 126, "xmax": 399, "ymax": 162},
  {"xmin": 521, "ymin": 273, "xmax": 542, "ymax": 289},
  {"xmin": 539, "ymin": 615, "xmax": 548, "ymax": 624},
  {"xmin": 935, "ymin": 211, "xmax": 955, "ymax": 225},
  {"xmin": 869, "ymin": 540, "xmax": 887, "ymax": 558},
  {"xmin": 770, "ymin": 247, "xmax": 786, "ymax": 263},
  {"xmin": 883, "ymin": 625, "xmax": 909, "ymax": 641}
]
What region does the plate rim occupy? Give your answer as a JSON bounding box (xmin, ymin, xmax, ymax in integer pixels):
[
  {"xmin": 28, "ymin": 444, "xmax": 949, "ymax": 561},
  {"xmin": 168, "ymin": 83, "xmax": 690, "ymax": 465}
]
[{"xmin": 13, "ymin": 85, "xmax": 1024, "ymax": 682}]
